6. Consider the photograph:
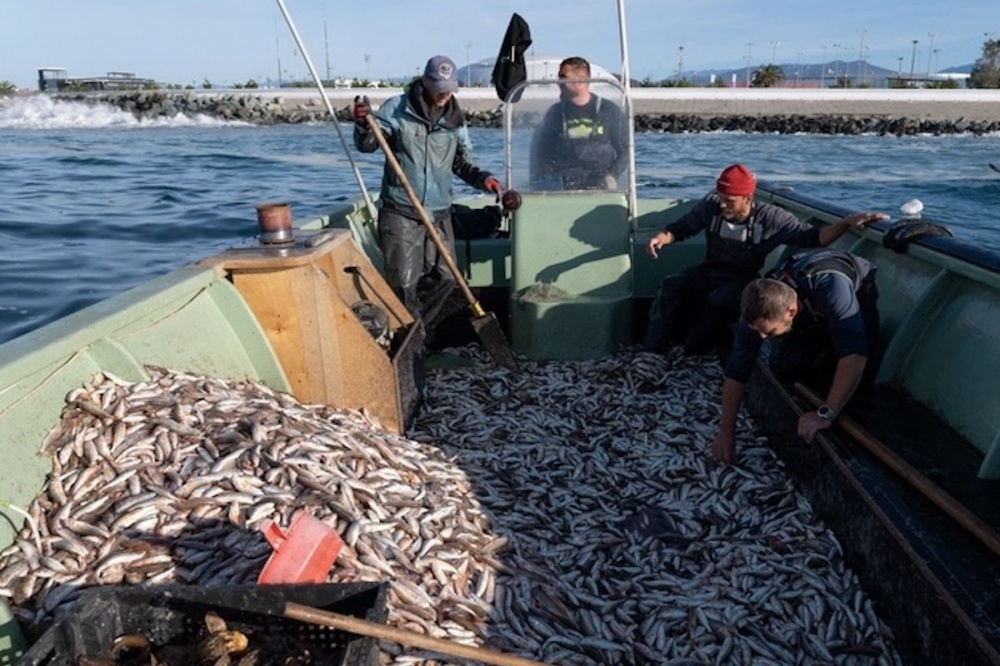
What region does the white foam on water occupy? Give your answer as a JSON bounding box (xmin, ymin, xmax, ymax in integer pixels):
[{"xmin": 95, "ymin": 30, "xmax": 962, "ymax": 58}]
[{"xmin": 0, "ymin": 95, "xmax": 244, "ymax": 130}]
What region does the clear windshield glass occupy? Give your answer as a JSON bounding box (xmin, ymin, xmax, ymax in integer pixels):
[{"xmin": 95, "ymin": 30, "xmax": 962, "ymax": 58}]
[{"xmin": 502, "ymin": 78, "xmax": 633, "ymax": 194}]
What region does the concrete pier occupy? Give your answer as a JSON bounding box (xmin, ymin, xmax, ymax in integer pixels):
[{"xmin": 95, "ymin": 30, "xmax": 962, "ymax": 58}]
[
  {"xmin": 276, "ymin": 87, "xmax": 1000, "ymax": 122},
  {"xmin": 56, "ymin": 87, "xmax": 1000, "ymax": 133}
]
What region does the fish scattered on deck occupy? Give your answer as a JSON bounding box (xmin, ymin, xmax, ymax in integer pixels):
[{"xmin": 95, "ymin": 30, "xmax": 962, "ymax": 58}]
[{"xmin": 0, "ymin": 348, "xmax": 902, "ymax": 665}]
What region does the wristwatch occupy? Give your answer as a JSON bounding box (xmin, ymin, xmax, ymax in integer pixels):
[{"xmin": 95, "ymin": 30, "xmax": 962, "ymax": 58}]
[{"xmin": 817, "ymin": 405, "xmax": 836, "ymax": 420}]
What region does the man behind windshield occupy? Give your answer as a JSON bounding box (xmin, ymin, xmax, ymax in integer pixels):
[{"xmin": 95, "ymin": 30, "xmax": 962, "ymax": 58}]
[{"xmin": 529, "ymin": 57, "xmax": 628, "ymax": 191}]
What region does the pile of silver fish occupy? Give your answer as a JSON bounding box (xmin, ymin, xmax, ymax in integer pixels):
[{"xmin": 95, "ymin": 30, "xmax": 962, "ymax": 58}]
[{"xmin": 0, "ymin": 348, "xmax": 903, "ymax": 665}]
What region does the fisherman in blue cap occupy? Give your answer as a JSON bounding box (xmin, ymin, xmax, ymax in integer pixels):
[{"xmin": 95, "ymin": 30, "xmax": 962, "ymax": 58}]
[{"xmin": 354, "ymin": 55, "xmax": 501, "ymax": 333}]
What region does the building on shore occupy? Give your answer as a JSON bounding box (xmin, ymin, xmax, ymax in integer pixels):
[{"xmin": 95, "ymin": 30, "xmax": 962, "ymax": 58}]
[
  {"xmin": 37, "ymin": 68, "xmax": 156, "ymax": 93},
  {"xmin": 457, "ymin": 55, "xmax": 618, "ymax": 87}
]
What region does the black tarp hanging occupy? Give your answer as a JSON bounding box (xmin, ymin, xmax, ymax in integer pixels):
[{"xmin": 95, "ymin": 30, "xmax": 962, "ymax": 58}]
[{"xmin": 491, "ymin": 13, "xmax": 532, "ymax": 103}]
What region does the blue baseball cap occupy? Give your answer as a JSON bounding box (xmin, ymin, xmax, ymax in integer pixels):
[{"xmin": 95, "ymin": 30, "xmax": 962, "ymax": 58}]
[{"xmin": 423, "ymin": 55, "xmax": 458, "ymax": 94}]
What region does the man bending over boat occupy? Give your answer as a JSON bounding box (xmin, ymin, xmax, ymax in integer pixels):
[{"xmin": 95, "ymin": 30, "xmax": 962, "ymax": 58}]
[
  {"xmin": 712, "ymin": 249, "xmax": 880, "ymax": 463},
  {"xmin": 354, "ymin": 55, "xmax": 501, "ymax": 332},
  {"xmin": 529, "ymin": 57, "xmax": 629, "ymax": 191},
  {"xmin": 643, "ymin": 163, "xmax": 887, "ymax": 357}
]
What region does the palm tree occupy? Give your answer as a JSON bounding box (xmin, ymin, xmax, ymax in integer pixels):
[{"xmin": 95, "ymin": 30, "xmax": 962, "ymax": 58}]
[{"xmin": 751, "ymin": 64, "xmax": 785, "ymax": 88}]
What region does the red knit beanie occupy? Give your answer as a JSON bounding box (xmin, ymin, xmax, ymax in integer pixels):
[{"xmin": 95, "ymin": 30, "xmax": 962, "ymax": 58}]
[{"xmin": 716, "ymin": 163, "xmax": 756, "ymax": 196}]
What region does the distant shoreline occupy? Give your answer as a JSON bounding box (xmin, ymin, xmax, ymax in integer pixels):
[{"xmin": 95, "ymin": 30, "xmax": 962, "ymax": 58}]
[
  {"xmin": 35, "ymin": 88, "xmax": 1000, "ymax": 134},
  {"xmin": 268, "ymin": 86, "xmax": 1000, "ymax": 122},
  {"xmin": 25, "ymin": 85, "xmax": 1000, "ymax": 121}
]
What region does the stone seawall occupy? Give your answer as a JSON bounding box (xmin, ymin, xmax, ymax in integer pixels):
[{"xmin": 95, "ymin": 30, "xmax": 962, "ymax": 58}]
[{"xmin": 59, "ymin": 91, "xmax": 1000, "ymax": 136}]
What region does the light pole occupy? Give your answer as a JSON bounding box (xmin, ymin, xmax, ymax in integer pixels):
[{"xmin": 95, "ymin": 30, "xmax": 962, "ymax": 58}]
[
  {"xmin": 861, "ymin": 45, "xmax": 870, "ymax": 86},
  {"xmin": 910, "ymin": 40, "xmax": 918, "ymax": 79},
  {"xmin": 857, "ymin": 29, "xmax": 867, "ymax": 86},
  {"xmin": 821, "ymin": 45, "xmax": 828, "ymax": 87},
  {"xmin": 324, "ymin": 20, "xmax": 331, "ymax": 83},
  {"xmin": 677, "ymin": 46, "xmax": 685, "ymax": 81},
  {"xmin": 832, "ymin": 43, "xmax": 843, "ymax": 84},
  {"xmin": 744, "ymin": 42, "xmax": 754, "ymax": 87},
  {"xmin": 464, "ymin": 40, "xmax": 472, "ymax": 87},
  {"xmin": 275, "ymin": 33, "xmax": 282, "ymax": 88},
  {"xmin": 771, "ymin": 41, "xmax": 780, "ymax": 63},
  {"xmin": 897, "ymin": 56, "xmax": 903, "ymax": 75},
  {"xmin": 933, "ymin": 48, "xmax": 941, "ymax": 75},
  {"xmin": 926, "ymin": 33, "xmax": 935, "ymax": 76},
  {"xmin": 795, "ymin": 52, "xmax": 802, "ymax": 87},
  {"xmin": 364, "ymin": 53, "xmax": 371, "ymax": 82}
]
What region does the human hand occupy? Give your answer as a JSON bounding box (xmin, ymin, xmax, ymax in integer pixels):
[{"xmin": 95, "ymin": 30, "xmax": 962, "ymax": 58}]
[
  {"xmin": 646, "ymin": 232, "xmax": 669, "ymax": 259},
  {"xmin": 711, "ymin": 431, "xmax": 737, "ymax": 464},
  {"xmin": 843, "ymin": 211, "xmax": 889, "ymax": 228},
  {"xmin": 353, "ymin": 95, "xmax": 371, "ymax": 129},
  {"xmin": 797, "ymin": 411, "xmax": 833, "ymax": 443},
  {"xmin": 483, "ymin": 177, "xmax": 502, "ymax": 195}
]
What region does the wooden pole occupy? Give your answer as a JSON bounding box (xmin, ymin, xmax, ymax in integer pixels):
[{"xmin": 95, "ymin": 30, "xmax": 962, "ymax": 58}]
[
  {"xmin": 363, "ymin": 115, "xmax": 480, "ymax": 311},
  {"xmin": 363, "ymin": 115, "xmax": 518, "ymax": 370},
  {"xmin": 283, "ymin": 602, "xmax": 550, "ymax": 666},
  {"xmin": 795, "ymin": 382, "xmax": 1000, "ymax": 560}
]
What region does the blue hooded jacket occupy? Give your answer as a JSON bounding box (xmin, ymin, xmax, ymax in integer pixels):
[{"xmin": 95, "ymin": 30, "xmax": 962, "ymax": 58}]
[{"xmin": 355, "ymin": 82, "xmax": 494, "ymax": 216}]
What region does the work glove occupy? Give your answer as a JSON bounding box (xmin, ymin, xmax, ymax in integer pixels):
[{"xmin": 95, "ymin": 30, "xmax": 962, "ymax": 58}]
[
  {"xmin": 484, "ymin": 177, "xmax": 502, "ymax": 195},
  {"xmin": 353, "ymin": 95, "xmax": 371, "ymax": 131}
]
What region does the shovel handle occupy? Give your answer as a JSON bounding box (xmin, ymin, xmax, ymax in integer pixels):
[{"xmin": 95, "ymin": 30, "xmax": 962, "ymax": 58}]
[
  {"xmin": 283, "ymin": 602, "xmax": 549, "ymax": 666},
  {"xmin": 364, "ymin": 115, "xmax": 480, "ymax": 309}
]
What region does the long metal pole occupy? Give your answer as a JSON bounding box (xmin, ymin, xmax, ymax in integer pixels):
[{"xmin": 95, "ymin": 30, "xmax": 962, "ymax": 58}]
[
  {"xmin": 616, "ymin": 0, "xmax": 637, "ymax": 227},
  {"xmin": 273, "ymin": 0, "xmax": 378, "ymax": 224}
]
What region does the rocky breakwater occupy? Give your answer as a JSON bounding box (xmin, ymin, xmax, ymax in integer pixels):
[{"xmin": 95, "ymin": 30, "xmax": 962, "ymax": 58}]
[
  {"xmin": 58, "ymin": 91, "xmax": 303, "ymax": 125},
  {"xmin": 61, "ymin": 90, "xmax": 505, "ymax": 127},
  {"xmin": 634, "ymin": 112, "xmax": 1000, "ymax": 136},
  {"xmin": 63, "ymin": 90, "xmax": 1000, "ymax": 136}
]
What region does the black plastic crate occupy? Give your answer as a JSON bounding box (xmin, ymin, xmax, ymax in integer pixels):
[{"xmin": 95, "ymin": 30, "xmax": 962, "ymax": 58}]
[{"xmin": 19, "ymin": 582, "xmax": 388, "ymax": 666}]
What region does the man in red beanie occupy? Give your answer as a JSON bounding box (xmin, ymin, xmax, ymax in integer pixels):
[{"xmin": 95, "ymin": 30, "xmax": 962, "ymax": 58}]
[
  {"xmin": 643, "ymin": 163, "xmax": 887, "ymax": 357},
  {"xmin": 716, "ymin": 163, "xmax": 756, "ymax": 196}
]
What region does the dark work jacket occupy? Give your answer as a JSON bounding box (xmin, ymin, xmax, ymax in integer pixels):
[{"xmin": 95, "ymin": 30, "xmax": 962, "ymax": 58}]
[
  {"xmin": 664, "ymin": 196, "xmax": 822, "ymax": 280},
  {"xmin": 725, "ymin": 249, "xmax": 877, "ymax": 383},
  {"xmin": 530, "ymin": 95, "xmax": 628, "ymax": 190}
]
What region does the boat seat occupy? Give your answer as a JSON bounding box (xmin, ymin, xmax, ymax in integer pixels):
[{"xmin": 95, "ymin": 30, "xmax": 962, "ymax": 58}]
[{"xmin": 509, "ymin": 192, "xmax": 632, "ymax": 360}]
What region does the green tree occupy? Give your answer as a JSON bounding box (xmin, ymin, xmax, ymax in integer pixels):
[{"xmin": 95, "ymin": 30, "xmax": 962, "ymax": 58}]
[
  {"xmin": 202, "ymin": 78, "xmax": 213, "ymax": 90},
  {"xmin": 969, "ymin": 39, "xmax": 1000, "ymax": 88},
  {"xmin": 751, "ymin": 64, "xmax": 785, "ymax": 88},
  {"xmin": 0, "ymin": 80, "xmax": 15, "ymax": 95},
  {"xmin": 926, "ymin": 79, "xmax": 960, "ymax": 89}
]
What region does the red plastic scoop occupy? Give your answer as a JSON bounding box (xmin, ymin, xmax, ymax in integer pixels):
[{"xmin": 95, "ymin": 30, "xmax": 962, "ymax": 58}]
[{"xmin": 257, "ymin": 511, "xmax": 343, "ymax": 584}]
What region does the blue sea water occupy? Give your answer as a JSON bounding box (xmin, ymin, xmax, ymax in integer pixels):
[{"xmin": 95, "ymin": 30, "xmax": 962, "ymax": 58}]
[{"xmin": 1, "ymin": 95, "xmax": 999, "ymax": 345}]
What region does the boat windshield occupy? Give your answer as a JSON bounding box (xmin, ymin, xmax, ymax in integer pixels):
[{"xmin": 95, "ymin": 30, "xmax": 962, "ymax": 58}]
[{"xmin": 501, "ymin": 78, "xmax": 634, "ymax": 195}]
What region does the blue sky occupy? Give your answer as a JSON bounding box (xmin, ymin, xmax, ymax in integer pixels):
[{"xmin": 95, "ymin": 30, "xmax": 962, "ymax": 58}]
[{"xmin": 4, "ymin": 1, "xmax": 997, "ymax": 89}]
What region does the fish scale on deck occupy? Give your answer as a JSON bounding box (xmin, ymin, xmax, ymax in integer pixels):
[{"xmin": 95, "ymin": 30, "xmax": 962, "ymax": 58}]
[{"xmin": 0, "ymin": 349, "xmax": 901, "ymax": 665}]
